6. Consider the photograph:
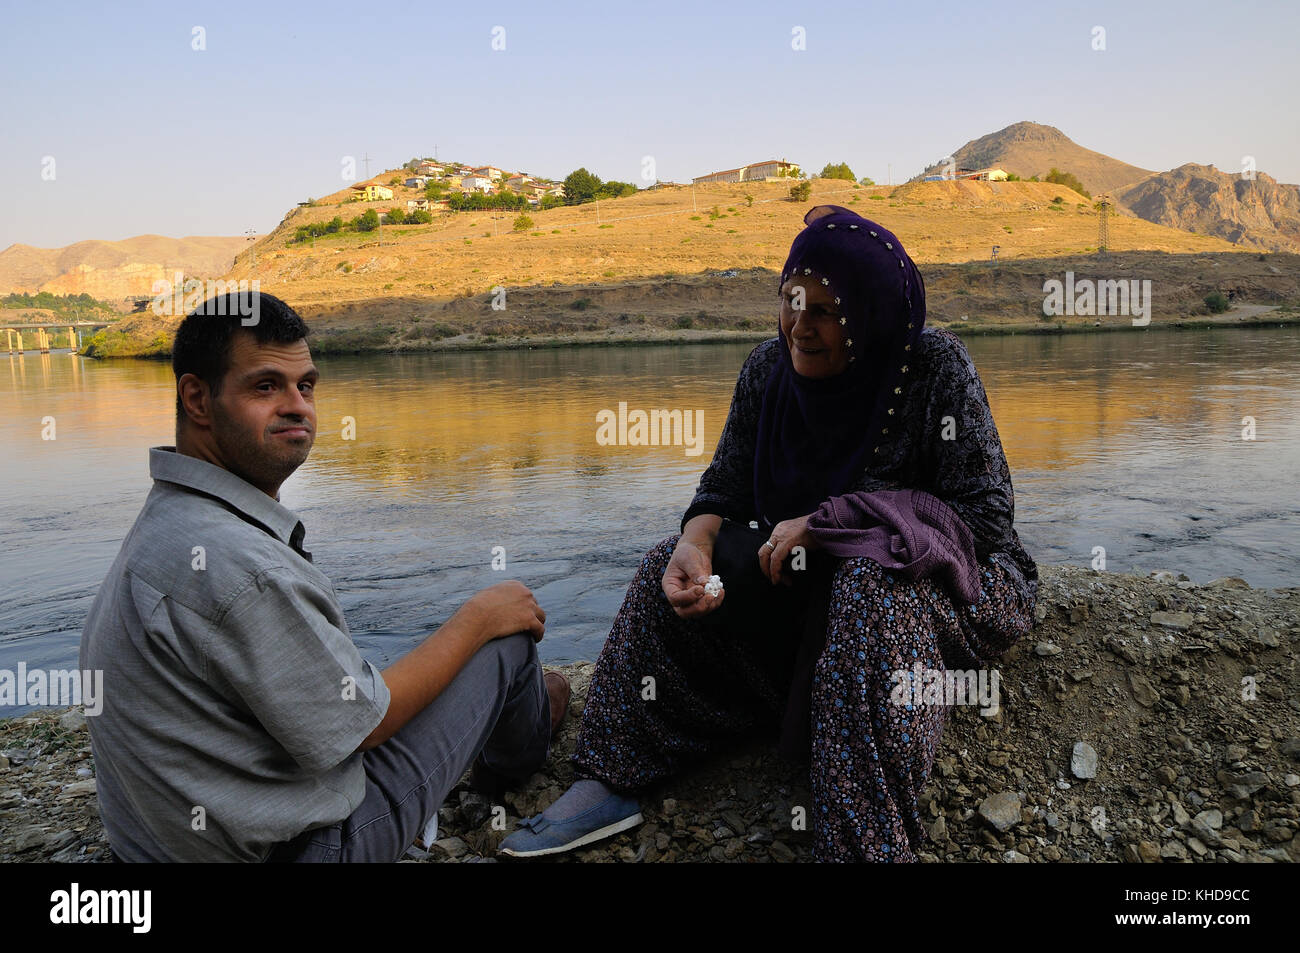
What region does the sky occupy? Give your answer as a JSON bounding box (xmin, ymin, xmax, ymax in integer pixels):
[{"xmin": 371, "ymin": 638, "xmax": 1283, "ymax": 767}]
[{"xmin": 2, "ymin": 0, "xmax": 1297, "ymax": 250}]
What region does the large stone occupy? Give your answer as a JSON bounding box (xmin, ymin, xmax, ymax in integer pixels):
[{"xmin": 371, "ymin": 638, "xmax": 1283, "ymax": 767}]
[
  {"xmin": 1071, "ymin": 741, "xmax": 1098, "ymax": 779},
  {"xmin": 57, "ymin": 710, "xmax": 87, "ymax": 732},
  {"xmin": 431, "ymin": 836, "xmax": 469, "ymax": 860},
  {"xmin": 978, "ymin": 792, "xmax": 1023, "ymax": 832},
  {"xmin": 1129, "ymin": 672, "xmax": 1161, "ymax": 707},
  {"xmin": 1160, "ymin": 840, "xmax": 1189, "ymax": 861},
  {"xmin": 1150, "ymin": 611, "xmax": 1195, "ymax": 630},
  {"xmin": 1217, "ymin": 770, "xmax": 1269, "ymax": 799}
]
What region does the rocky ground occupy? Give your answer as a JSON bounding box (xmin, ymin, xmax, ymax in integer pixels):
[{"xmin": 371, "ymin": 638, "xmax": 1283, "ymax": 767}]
[{"xmin": 3, "ymin": 564, "xmax": 1298, "ymax": 864}]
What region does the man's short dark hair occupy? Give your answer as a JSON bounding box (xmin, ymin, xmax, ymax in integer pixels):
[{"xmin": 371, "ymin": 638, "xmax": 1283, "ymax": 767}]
[{"xmin": 172, "ymin": 291, "xmax": 310, "ymax": 422}]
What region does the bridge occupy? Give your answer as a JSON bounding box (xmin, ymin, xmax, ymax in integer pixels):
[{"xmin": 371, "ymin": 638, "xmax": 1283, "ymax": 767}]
[{"xmin": 4, "ymin": 321, "xmax": 114, "ymax": 354}]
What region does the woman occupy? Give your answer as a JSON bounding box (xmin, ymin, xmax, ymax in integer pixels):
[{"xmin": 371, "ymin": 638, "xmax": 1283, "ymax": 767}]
[{"xmin": 500, "ymin": 205, "xmax": 1039, "ymax": 861}]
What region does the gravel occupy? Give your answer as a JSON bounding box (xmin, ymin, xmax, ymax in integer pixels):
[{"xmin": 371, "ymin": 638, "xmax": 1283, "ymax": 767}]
[{"xmin": 3, "ymin": 564, "xmax": 1298, "ymax": 863}]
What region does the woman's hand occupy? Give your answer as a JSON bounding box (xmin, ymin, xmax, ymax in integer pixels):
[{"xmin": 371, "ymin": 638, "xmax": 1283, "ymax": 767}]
[
  {"xmin": 662, "ymin": 534, "xmax": 726, "ymax": 619},
  {"xmin": 758, "ymin": 514, "xmax": 819, "ymax": 586}
]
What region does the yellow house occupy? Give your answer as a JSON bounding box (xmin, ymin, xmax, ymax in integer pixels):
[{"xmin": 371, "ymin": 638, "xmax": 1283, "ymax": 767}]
[{"xmin": 350, "ymin": 183, "xmax": 394, "ymax": 202}]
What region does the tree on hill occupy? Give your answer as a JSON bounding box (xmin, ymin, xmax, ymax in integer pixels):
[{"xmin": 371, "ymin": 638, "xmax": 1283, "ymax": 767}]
[
  {"xmin": 563, "ymin": 168, "xmax": 602, "ymax": 205},
  {"xmin": 356, "ymin": 209, "xmax": 379, "ymax": 232},
  {"xmin": 595, "ymin": 180, "xmax": 637, "ymax": 199},
  {"xmin": 1044, "ymin": 167, "xmax": 1090, "ymax": 198},
  {"xmin": 404, "ymin": 158, "xmax": 421, "ymax": 172},
  {"xmin": 818, "ymin": 162, "xmax": 856, "ymax": 182},
  {"xmin": 789, "ymin": 180, "xmax": 812, "ymax": 202},
  {"xmin": 858, "ymin": 176, "xmax": 875, "ymax": 186}
]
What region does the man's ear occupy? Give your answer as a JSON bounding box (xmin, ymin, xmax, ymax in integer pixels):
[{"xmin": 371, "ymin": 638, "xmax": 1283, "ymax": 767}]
[{"xmin": 177, "ymin": 373, "xmax": 214, "ymax": 428}]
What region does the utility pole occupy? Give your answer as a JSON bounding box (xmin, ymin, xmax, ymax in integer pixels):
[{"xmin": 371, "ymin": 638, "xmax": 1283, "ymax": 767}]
[{"xmin": 362, "ymin": 152, "xmax": 371, "ymax": 180}]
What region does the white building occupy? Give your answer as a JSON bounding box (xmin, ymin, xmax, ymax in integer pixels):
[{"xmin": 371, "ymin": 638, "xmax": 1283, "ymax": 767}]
[{"xmin": 692, "ymin": 159, "xmax": 800, "ymax": 184}]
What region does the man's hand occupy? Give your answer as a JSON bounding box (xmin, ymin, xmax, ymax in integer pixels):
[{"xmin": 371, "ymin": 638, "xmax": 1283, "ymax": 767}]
[
  {"xmin": 460, "ymin": 580, "xmax": 546, "ymax": 645},
  {"xmin": 662, "ymin": 536, "xmax": 725, "ymax": 619},
  {"xmin": 758, "ymin": 514, "xmax": 818, "ymax": 586}
]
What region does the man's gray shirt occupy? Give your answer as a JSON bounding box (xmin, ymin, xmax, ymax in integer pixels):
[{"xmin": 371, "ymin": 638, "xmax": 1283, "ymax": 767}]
[{"xmin": 80, "ymin": 447, "xmax": 390, "ymax": 862}]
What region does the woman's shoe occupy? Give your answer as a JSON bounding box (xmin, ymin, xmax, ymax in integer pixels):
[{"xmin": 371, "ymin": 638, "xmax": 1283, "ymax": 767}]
[{"xmin": 498, "ymin": 792, "xmax": 643, "ymax": 857}]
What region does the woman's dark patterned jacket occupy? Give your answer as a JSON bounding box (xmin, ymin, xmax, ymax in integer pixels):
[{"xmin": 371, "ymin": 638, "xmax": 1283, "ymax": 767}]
[{"xmin": 681, "ymin": 328, "xmax": 1039, "ymax": 606}]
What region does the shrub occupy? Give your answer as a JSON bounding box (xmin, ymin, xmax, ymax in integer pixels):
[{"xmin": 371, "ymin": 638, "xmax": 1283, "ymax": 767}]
[
  {"xmin": 513, "ymin": 214, "xmax": 534, "ymax": 231},
  {"xmin": 1205, "ymin": 291, "xmax": 1230, "ymax": 313},
  {"xmin": 675, "ymin": 315, "xmax": 694, "ymax": 329},
  {"xmin": 789, "ymin": 181, "xmax": 812, "ymax": 202},
  {"xmin": 1044, "ymin": 168, "xmax": 1090, "ymax": 198},
  {"xmin": 818, "ymin": 162, "xmax": 856, "ymax": 182}
]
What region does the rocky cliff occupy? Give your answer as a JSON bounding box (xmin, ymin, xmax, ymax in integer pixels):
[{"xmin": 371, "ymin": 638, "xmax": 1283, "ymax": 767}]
[{"xmin": 1116, "ymin": 163, "xmax": 1300, "ymax": 253}]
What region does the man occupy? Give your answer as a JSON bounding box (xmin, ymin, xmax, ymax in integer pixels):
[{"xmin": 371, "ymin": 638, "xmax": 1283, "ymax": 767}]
[{"xmin": 80, "ymin": 290, "xmax": 568, "ymax": 862}]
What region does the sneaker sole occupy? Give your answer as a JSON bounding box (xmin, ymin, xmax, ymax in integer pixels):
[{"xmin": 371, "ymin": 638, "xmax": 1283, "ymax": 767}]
[{"xmin": 499, "ymin": 812, "xmax": 645, "ymax": 858}]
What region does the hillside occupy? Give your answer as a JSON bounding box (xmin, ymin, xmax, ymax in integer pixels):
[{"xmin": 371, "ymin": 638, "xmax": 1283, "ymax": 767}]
[
  {"xmin": 80, "ymin": 175, "xmax": 1300, "ymax": 358},
  {"xmin": 1116, "ymin": 163, "xmax": 1300, "ymax": 253},
  {"xmin": 0, "ymin": 234, "xmax": 250, "ymax": 305},
  {"xmin": 910, "ymin": 121, "xmax": 1152, "ymax": 196}
]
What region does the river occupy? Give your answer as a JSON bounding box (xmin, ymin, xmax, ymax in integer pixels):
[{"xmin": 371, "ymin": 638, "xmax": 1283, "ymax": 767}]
[{"xmin": 2, "ymin": 327, "xmax": 1298, "ymax": 713}]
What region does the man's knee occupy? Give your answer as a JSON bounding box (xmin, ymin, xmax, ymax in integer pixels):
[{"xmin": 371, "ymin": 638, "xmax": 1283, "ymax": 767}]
[{"xmin": 480, "ymin": 630, "xmax": 538, "ymax": 670}]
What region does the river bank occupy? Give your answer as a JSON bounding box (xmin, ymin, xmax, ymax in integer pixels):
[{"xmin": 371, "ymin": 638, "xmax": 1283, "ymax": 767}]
[
  {"xmin": 3, "ymin": 563, "xmax": 1297, "ymax": 863},
  {"xmin": 76, "ymin": 252, "xmax": 1300, "ymax": 358}
]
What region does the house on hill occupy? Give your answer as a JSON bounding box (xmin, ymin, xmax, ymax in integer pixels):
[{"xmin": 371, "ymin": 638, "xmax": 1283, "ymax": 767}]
[
  {"xmin": 693, "ymin": 159, "xmax": 801, "ymax": 184},
  {"xmin": 474, "ymin": 166, "xmax": 503, "ymax": 181},
  {"xmin": 350, "ymin": 183, "xmax": 395, "ymax": 202},
  {"xmin": 417, "ymin": 161, "xmax": 445, "ymax": 177},
  {"xmin": 961, "ymin": 167, "xmax": 1009, "ymax": 182},
  {"xmin": 462, "ymin": 173, "xmax": 493, "ymax": 193},
  {"xmin": 405, "ymin": 176, "xmax": 429, "ymax": 189}
]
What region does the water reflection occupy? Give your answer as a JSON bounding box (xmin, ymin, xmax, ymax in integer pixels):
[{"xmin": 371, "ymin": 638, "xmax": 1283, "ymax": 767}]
[{"xmin": 2, "ymin": 328, "xmax": 1298, "ymax": 700}]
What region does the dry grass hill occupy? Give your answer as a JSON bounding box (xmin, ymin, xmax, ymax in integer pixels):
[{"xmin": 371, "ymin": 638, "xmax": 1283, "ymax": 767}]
[{"xmin": 81, "ymin": 174, "xmax": 1300, "ymax": 357}]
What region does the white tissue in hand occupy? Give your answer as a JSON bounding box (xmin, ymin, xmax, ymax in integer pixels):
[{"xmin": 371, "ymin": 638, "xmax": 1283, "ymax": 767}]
[{"xmin": 704, "ymin": 574, "xmax": 723, "ymax": 597}]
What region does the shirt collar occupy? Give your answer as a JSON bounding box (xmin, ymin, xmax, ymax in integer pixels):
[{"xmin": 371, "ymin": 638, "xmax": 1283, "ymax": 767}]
[{"xmin": 148, "ymin": 446, "xmax": 312, "ymax": 561}]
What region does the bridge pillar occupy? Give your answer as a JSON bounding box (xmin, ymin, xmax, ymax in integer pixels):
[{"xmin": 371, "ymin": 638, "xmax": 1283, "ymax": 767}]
[
  {"xmin": 39, "ymin": 328, "xmax": 50, "ymax": 354},
  {"xmin": 68, "ymin": 327, "xmax": 76, "ymax": 351}
]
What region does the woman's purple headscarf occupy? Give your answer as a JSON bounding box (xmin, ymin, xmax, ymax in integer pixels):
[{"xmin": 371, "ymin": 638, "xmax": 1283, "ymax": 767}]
[{"xmin": 753, "ymin": 205, "xmax": 926, "ymax": 529}]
